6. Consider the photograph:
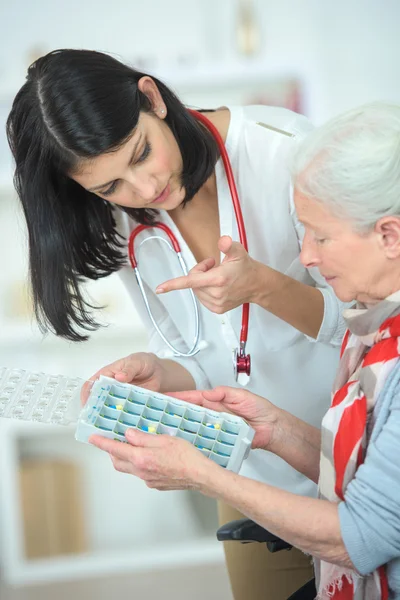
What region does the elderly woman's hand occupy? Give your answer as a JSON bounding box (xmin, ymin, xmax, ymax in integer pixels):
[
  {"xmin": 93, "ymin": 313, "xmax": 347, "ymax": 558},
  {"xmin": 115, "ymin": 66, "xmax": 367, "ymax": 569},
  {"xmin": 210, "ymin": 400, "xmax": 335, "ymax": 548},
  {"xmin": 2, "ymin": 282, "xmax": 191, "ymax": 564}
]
[
  {"xmin": 171, "ymin": 387, "xmax": 280, "ymax": 451},
  {"xmin": 89, "ymin": 429, "xmax": 219, "ymax": 491}
]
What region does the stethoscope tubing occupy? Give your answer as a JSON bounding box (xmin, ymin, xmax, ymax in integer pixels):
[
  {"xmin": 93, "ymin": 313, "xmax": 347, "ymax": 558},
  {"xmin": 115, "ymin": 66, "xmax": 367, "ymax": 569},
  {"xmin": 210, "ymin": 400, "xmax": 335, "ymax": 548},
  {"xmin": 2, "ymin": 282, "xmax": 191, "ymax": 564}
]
[{"xmin": 127, "ymin": 109, "xmax": 251, "ymax": 375}]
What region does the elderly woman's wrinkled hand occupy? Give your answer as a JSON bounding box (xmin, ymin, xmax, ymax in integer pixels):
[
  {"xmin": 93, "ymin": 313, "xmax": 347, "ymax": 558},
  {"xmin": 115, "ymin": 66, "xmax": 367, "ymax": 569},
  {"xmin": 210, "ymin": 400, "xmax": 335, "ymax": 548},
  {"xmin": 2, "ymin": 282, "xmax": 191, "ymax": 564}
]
[
  {"xmin": 171, "ymin": 386, "xmax": 280, "ymax": 451},
  {"xmin": 89, "ymin": 429, "xmax": 218, "ymax": 491}
]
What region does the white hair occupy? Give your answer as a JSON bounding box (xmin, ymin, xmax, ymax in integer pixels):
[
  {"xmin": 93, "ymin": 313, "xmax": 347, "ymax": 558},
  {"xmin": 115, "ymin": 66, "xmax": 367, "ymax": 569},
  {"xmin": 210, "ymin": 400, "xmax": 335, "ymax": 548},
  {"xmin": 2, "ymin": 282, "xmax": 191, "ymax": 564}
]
[{"xmin": 291, "ymin": 102, "xmax": 400, "ymax": 231}]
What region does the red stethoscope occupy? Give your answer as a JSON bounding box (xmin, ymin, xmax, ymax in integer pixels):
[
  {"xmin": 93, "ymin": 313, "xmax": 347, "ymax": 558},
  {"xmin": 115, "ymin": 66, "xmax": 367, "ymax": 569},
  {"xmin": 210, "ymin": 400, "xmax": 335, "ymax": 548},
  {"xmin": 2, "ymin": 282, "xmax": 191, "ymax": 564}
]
[{"xmin": 128, "ymin": 109, "xmax": 251, "ymax": 381}]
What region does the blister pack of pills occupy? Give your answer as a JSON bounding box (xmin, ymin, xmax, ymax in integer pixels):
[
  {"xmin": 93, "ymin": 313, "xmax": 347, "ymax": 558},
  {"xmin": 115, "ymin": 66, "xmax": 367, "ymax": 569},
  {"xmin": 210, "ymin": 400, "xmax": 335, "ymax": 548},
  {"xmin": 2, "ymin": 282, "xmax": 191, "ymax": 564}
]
[
  {"xmin": 0, "ymin": 366, "xmax": 85, "ymax": 425},
  {"xmin": 75, "ymin": 376, "xmax": 255, "ymax": 473}
]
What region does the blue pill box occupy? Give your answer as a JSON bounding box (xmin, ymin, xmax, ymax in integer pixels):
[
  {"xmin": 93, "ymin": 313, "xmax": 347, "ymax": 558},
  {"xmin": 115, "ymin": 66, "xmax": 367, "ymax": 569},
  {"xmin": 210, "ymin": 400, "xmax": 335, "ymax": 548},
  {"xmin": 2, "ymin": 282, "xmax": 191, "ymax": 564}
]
[{"xmin": 75, "ymin": 376, "xmax": 254, "ymax": 473}]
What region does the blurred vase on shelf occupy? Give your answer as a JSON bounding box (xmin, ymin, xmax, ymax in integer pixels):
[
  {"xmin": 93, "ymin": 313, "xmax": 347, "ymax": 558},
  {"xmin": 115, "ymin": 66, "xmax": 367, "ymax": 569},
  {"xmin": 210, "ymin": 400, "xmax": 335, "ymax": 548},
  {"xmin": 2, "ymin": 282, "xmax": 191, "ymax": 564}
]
[{"xmin": 236, "ymin": 0, "xmax": 261, "ymax": 57}]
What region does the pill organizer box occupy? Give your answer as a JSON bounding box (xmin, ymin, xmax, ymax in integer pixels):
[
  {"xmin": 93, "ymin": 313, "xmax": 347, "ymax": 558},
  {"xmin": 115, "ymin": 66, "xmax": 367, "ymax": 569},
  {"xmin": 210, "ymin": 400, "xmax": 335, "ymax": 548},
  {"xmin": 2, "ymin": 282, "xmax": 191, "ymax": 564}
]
[{"xmin": 75, "ymin": 375, "xmax": 255, "ymax": 473}]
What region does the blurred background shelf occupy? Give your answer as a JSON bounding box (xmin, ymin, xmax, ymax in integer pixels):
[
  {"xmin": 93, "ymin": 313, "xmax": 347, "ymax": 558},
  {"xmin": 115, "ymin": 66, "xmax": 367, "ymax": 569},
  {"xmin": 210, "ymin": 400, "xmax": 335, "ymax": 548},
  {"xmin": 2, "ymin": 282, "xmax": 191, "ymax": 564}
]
[{"xmin": 0, "ymin": 419, "xmax": 222, "ymax": 586}]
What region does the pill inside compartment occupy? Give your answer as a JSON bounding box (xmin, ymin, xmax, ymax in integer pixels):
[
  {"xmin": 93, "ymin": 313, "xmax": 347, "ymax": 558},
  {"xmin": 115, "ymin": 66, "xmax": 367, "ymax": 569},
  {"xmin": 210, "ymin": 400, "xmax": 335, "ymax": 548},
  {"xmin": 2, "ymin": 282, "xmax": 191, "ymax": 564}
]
[
  {"xmin": 137, "ymin": 416, "xmax": 159, "ymax": 434},
  {"xmin": 198, "ymin": 424, "xmax": 218, "ymax": 441},
  {"xmin": 203, "ymin": 414, "xmax": 224, "ymax": 432}
]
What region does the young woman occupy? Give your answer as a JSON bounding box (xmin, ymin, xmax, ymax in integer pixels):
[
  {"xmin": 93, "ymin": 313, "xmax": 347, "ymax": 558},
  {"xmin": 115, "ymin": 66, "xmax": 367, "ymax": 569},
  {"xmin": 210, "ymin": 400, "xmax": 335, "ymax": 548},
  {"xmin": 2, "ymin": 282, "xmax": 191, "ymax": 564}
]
[{"xmin": 7, "ymin": 49, "xmax": 347, "ymax": 600}]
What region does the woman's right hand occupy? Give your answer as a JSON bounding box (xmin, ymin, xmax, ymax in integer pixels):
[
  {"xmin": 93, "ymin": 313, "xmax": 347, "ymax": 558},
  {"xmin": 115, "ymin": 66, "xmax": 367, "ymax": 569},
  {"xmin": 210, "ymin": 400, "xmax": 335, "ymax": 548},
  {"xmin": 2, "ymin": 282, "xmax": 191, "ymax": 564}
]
[{"xmin": 171, "ymin": 387, "xmax": 282, "ymax": 451}]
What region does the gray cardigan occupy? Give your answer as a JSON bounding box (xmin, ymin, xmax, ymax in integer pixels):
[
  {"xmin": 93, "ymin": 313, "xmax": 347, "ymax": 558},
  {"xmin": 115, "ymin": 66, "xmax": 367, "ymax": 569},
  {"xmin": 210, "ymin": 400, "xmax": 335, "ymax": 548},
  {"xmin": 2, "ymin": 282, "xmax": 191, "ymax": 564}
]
[{"xmin": 338, "ymin": 360, "xmax": 400, "ymax": 599}]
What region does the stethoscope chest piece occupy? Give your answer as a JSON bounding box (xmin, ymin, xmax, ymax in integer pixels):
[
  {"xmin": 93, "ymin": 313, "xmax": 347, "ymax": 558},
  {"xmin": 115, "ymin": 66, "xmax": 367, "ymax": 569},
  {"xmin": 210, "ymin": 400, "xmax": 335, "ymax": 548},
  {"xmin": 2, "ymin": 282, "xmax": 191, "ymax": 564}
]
[{"xmin": 234, "ymin": 347, "xmax": 251, "ymax": 380}]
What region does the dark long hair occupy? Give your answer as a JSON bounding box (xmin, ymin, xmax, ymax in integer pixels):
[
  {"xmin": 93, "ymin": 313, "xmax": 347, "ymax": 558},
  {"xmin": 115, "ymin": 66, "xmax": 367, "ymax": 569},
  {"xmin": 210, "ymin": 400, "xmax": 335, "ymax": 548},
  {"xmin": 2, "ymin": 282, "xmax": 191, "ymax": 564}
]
[{"xmin": 6, "ymin": 49, "xmax": 219, "ymax": 341}]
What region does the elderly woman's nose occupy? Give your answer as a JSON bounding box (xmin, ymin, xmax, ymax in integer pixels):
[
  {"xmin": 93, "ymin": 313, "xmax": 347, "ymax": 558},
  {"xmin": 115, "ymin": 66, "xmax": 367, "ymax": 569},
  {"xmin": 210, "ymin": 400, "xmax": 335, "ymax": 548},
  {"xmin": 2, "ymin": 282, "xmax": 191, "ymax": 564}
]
[{"xmin": 300, "ymin": 231, "xmax": 320, "ymax": 268}]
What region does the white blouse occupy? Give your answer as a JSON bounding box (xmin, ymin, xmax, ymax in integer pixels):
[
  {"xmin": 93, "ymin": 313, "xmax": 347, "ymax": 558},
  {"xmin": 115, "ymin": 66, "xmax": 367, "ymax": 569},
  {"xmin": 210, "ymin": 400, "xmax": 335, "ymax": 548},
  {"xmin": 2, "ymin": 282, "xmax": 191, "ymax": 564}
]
[{"xmin": 117, "ymin": 105, "xmax": 347, "ymax": 497}]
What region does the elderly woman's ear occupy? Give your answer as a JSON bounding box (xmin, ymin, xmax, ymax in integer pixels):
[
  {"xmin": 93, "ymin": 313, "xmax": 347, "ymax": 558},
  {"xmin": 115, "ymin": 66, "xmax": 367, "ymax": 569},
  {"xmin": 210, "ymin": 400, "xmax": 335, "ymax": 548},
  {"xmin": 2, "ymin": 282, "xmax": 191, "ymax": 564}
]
[{"xmin": 376, "ymin": 216, "xmax": 400, "ymax": 259}]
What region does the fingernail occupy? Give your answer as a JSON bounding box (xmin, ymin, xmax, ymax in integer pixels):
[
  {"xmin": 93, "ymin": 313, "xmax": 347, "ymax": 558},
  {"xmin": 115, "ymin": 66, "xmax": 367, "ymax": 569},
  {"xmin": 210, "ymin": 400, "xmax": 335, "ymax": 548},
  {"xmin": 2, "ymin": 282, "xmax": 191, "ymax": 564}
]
[{"xmin": 156, "ymin": 287, "xmax": 165, "ymax": 294}]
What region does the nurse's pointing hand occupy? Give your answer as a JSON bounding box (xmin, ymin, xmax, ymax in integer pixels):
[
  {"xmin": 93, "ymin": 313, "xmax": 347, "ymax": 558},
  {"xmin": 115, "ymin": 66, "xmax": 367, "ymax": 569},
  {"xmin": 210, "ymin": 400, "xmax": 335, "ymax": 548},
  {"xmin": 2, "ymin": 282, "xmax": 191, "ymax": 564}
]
[{"xmin": 156, "ymin": 236, "xmax": 261, "ymax": 314}]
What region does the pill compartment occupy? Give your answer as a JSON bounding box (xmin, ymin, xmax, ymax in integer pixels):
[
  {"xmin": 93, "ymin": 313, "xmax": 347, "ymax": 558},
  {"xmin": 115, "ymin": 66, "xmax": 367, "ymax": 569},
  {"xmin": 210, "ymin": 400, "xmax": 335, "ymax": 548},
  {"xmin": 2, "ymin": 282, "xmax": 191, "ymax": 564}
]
[
  {"xmin": 142, "ymin": 407, "xmax": 162, "ymax": 422},
  {"xmin": 180, "ymin": 418, "xmax": 200, "ymax": 435},
  {"xmin": 137, "ymin": 417, "xmax": 158, "ymax": 433},
  {"xmin": 119, "ymin": 412, "xmax": 140, "ymax": 427},
  {"xmin": 198, "ymin": 424, "xmax": 218, "ymax": 440},
  {"xmin": 194, "ymin": 436, "xmax": 214, "ymax": 451},
  {"xmin": 94, "ymin": 416, "xmax": 114, "ymax": 431},
  {"xmin": 213, "ymin": 441, "xmax": 233, "ymax": 457},
  {"xmin": 176, "ymin": 429, "xmax": 196, "ymax": 443},
  {"xmin": 123, "ymin": 401, "xmax": 143, "ymax": 417},
  {"xmin": 164, "ymin": 402, "xmax": 185, "ymax": 418},
  {"xmin": 108, "ymin": 384, "xmax": 130, "ymax": 401},
  {"xmin": 146, "ymin": 396, "xmax": 167, "ymax": 412},
  {"xmin": 114, "ymin": 422, "xmax": 129, "ymax": 436},
  {"xmin": 184, "ymin": 408, "xmax": 204, "ymax": 423},
  {"xmin": 158, "ymin": 423, "xmax": 178, "ymax": 436},
  {"xmin": 127, "ymin": 389, "xmax": 149, "ymax": 405},
  {"xmin": 209, "ymin": 452, "xmax": 229, "ymax": 468},
  {"xmin": 203, "ymin": 414, "xmax": 223, "ymax": 429},
  {"xmin": 99, "ymin": 405, "xmax": 119, "ymax": 420},
  {"xmin": 217, "ymin": 431, "xmax": 236, "ymax": 446},
  {"xmin": 161, "ymin": 413, "xmax": 181, "ymax": 428},
  {"xmin": 221, "ymin": 420, "xmax": 241, "ymax": 435}
]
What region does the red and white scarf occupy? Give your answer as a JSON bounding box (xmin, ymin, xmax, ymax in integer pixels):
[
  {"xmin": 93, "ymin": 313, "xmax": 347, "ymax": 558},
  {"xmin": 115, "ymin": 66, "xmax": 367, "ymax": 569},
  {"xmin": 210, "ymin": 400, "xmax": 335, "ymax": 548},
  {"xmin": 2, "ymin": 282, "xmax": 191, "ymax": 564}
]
[{"xmin": 315, "ymin": 291, "xmax": 400, "ymax": 600}]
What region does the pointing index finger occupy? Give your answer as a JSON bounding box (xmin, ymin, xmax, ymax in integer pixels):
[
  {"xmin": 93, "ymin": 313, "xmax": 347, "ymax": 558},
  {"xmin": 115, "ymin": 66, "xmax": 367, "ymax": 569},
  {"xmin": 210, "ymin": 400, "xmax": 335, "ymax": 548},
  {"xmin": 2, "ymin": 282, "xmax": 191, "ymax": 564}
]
[{"xmin": 156, "ymin": 271, "xmax": 214, "ymax": 293}]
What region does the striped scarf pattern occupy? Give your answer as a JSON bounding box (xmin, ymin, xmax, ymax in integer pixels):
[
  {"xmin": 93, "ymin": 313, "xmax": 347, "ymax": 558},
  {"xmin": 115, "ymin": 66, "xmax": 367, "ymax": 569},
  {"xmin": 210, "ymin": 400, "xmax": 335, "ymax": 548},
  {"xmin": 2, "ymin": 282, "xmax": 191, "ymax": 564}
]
[{"xmin": 315, "ymin": 291, "xmax": 400, "ymax": 600}]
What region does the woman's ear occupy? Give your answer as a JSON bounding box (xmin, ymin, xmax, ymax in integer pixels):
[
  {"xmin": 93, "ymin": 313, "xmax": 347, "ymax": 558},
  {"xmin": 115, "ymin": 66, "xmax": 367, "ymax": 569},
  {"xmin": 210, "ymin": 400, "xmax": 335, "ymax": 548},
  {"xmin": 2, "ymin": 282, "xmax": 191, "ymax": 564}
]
[
  {"xmin": 137, "ymin": 76, "xmax": 167, "ymax": 118},
  {"xmin": 376, "ymin": 216, "xmax": 400, "ymax": 259}
]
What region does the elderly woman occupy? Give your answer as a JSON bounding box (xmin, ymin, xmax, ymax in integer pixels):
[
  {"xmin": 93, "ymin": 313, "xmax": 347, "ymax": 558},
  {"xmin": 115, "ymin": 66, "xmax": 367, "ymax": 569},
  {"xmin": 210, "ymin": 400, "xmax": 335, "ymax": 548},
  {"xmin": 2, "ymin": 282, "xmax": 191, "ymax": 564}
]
[{"xmin": 90, "ymin": 102, "xmax": 400, "ymax": 600}]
